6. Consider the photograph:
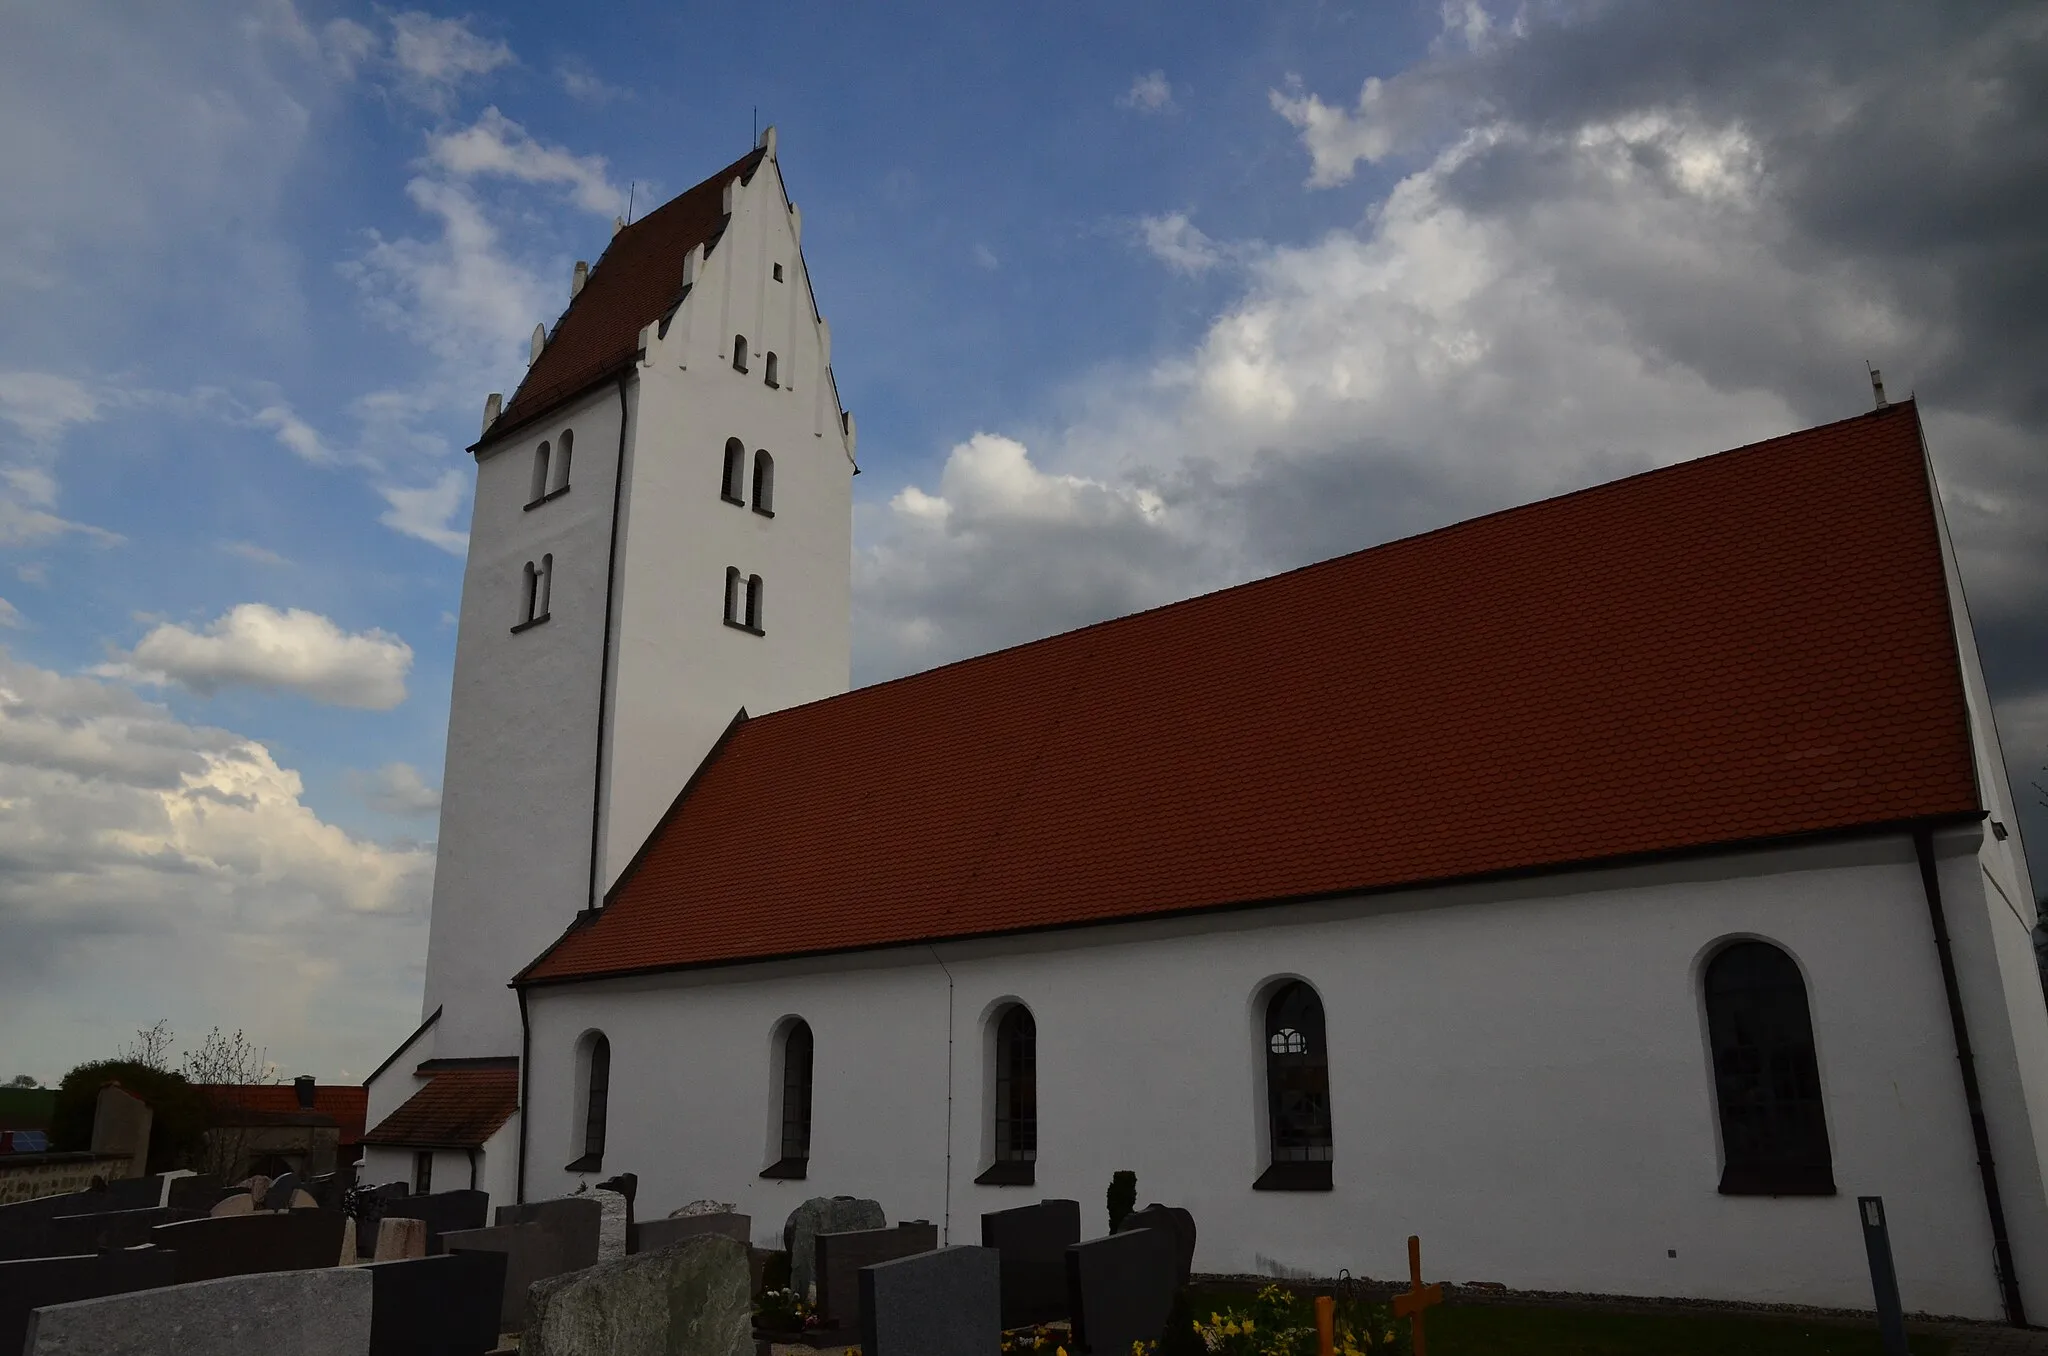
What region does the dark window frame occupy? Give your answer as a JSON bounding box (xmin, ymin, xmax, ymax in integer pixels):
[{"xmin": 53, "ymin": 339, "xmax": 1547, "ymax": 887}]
[
  {"xmin": 1254, "ymin": 980, "xmax": 1334, "ymax": 1191},
  {"xmin": 413, "ymin": 1149, "xmax": 432, "ymax": 1195},
  {"xmin": 732, "ymin": 335, "xmax": 749, "ymax": 373},
  {"xmin": 761, "ymin": 1020, "xmax": 812, "ymax": 1179},
  {"xmin": 527, "ymin": 440, "xmax": 552, "ymax": 508},
  {"xmin": 977, "ymin": 1004, "xmax": 1037, "ymax": 1186},
  {"xmin": 564, "ymin": 1032, "xmax": 610, "ymax": 1173},
  {"xmin": 752, "ymin": 451, "xmax": 775, "ymax": 516},
  {"xmin": 763, "ymin": 352, "xmax": 780, "ymax": 389},
  {"xmin": 1706, "ymin": 941, "xmax": 1837, "ymax": 1196},
  {"xmin": 512, "ymin": 556, "xmax": 552, "ymax": 633},
  {"xmin": 721, "ymin": 437, "xmax": 747, "ymax": 505}
]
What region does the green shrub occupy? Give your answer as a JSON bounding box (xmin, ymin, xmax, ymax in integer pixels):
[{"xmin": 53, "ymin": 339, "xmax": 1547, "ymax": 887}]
[
  {"xmin": 49, "ymin": 1061, "xmax": 208, "ymax": 1174},
  {"xmin": 1107, "ymin": 1169, "xmax": 1137, "ymax": 1233}
]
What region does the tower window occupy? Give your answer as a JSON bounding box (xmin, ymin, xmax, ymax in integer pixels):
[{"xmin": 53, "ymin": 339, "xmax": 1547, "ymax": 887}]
[
  {"xmin": 773, "ymin": 262, "xmax": 784, "ymax": 282},
  {"xmin": 761, "ymin": 1019, "xmax": 813, "ymax": 1178},
  {"xmin": 764, "ymin": 353, "xmax": 780, "ymax": 389},
  {"xmin": 1706, "ymin": 941, "xmax": 1835, "ymax": 1195},
  {"xmin": 746, "ymin": 573, "xmax": 764, "ymax": 632},
  {"xmin": 722, "ymin": 438, "xmax": 747, "ymax": 505},
  {"xmin": 1255, "ymin": 979, "xmax": 1333, "ymax": 1190},
  {"xmin": 732, "ymin": 335, "xmax": 749, "ymax": 373},
  {"xmin": 554, "ymin": 428, "xmax": 573, "ymax": 493},
  {"xmin": 752, "ymin": 450, "xmax": 775, "ymax": 516},
  {"xmin": 514, "ymin": 554, "xmax": 553, "ymax": 632},
  {"xmin": 528, "ymin": 441, "xmax": 551, "ymax": 507}
]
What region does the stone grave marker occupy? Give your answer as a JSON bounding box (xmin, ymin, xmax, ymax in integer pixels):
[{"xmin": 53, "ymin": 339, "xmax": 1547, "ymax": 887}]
[
  {"xmin": 445, "ymin": 1222, "xmax": 571, "ymax": 1332},
  {"xmin": 1114, "ymin": 1203, "xmax": 1197, "ymax": 1291},
  {"xmin": 164, "ymin": 1174, "xmax": 223, "ymax": 1212},
  {"xmin": 235, "ymin": 1174, "xmax": 274, "ymax": 1208},
  {"xmin": 670, "ymin": 1199, "xmax": 736, "ymax": 1217},
  {"xmin": 150, "ymin": 1210, "xmax": 348, "ymax": 1284},
  {"xmin": 591, "ymin": 1188, "xmax": 629, "ymax": 1263},
  {"xmin": 524, "ymin": 1234, "xmax": 750, "ymax": 1356},
  {"xmin": 373, "ymin": 1216, "xmax": 426, "ymax": 1262},
  {"xmin": 815, "ymin": 1221, "xmax": 940, "ymax": 1333},
  {"xmin": 858, "ymin": 1245, "xmax": 1000, "ymax": 1356},
  {"xmin": 46, "ymin": 1206, "xmax": 203, "ymax": 1254},
  {"xmin": 381, "ymin": 1188, "xmax": 489, "ymax": 1255},
  {"xmin": 22, "ymin": 1265, "xmax": 373, "ymax": 1356},
  {"xmin": 782, "ymin": 1196, "xmax": 884, "ymax": 1302},
  {"xmin": 0, "ymin": 1180, "xmax": 168, "ymax": 1259},
  {"xmin": 89, "ymin": 1085, "xmax": 153, "ymax": 1182},
  {"xmin": 0, "ymin": 1249, "xmax": 180, "ymax": 1356},
  {"xmin": 1065, "ymin": 1226, "xmax": 1176, "ymax": 1356},
  {"xmin": 494, "ymin": 1196, "xmax": 601, "ymax": 1273},
  {"xmin": 210, "ymin": 1191, "xmax": 254, "ymax": 1218},
  {"xmin": 980, "ymin": 1198, "xmax": 1079, "ymax": 1329},
  {"xmin": 348, "ymin": 1183, "xmax": 409, "ymax": 1260},
  {"xmin": 364, "ymin": 1250, "xmax": 507, "ymax": 1356},
  {"xmin": 632, "ymin": 1210, "xmax": 750, "ymax": 1255},
  {"xmin": 266, "ymin": 1172, "xmax": 302, "ymax": 1209}
]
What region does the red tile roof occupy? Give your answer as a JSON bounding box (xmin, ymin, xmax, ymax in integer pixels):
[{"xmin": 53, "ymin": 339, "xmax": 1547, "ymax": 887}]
[
  {"xmin": 482, "ymin": 148, "xmax": 768, "ymax": 449},
  {"xmin": 199, "ymin": 1085, "xmax": 369, "ymax": 1146},
  {"xmin": 360, "ymin": 1070, "xmax": 520, "ymax": 1149},
  {"xmin": 522, "ymin": 402, "xmax": 1979, "ymax": 985}
]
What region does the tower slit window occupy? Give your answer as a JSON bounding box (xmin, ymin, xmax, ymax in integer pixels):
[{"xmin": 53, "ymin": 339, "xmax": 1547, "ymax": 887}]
[
  {"xmin": 722, "ymin": 438, "xmax": 747, "ymax": 505},
  {"xmin": 733, "ymin": 335, "xmax": 749, "ymax": 373},
  {"xmin": 529, "ymin": 441, "xmax": 551, "ymax": 506},
  {"xmin": 752, "ymin": 451, "xmax": 775, "ymax": 516},
  {"xmin": 745, "ymin": 574, "xmax": 764, "ymax": 632},
  {"xmin": 1706, "ymin": 941, "xmax": 1835, "ymax": 1195},
  {"xmin": 514, "ymin": 555, "xmax": 553, "ymax": 632},
  {"xmin": 553, "ymin": 428, "xmax": 573, "ymax": 494},
  {"xmin": 764, "ymin": 352, "xmax": 779, "ymax": 389}
]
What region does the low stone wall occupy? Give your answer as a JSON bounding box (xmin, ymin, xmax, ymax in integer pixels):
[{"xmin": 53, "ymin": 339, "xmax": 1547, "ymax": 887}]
[{"xmin": 0, "ymin": 1155, "xmax": 137, "ymax": 1206}]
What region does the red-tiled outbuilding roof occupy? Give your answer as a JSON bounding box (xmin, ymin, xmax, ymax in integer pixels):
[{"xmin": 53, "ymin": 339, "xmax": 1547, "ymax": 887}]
[
  {"xmin": 482, "ymin": 147, "xmax": 768, "ymax": 448},
  {"xmin": 522, "ymin": 402, "xmax": 1980, "ymax": 985},
  {"xmin": 199, "ymin": 1085, "xmax": 369, "ymax": 1146},
  {"xmin": 361, "ymin": 1068, "xmax": 520, "ymax": 1150}
]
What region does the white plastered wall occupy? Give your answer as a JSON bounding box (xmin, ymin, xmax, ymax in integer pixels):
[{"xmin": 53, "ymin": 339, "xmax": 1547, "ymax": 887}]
[{"xmin": 523, "ymin": 836, "xmax": 2030, "ymax": 1318}]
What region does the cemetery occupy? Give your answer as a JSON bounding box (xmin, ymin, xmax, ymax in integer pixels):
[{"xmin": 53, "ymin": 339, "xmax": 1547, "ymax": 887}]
[{"xmin": 0, "ymin": 1149, "xmax": 1982, "ymax": 1355}]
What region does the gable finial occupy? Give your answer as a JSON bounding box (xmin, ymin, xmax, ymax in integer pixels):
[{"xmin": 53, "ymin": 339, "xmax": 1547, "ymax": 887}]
[
  {"xmin": 1868, "ymin": 364, "xmax": 1888, "ymax": 410},
  {"xmin": 481, "ymin": 392, "xmax": 502, "ymax": 436},
  {"xmin": 571, "ymin": 260, "xmax": 588, "ymax": 299},
  {"xmin": 530, "ymin": 323, "xmax": 546, "ymax": 367}
]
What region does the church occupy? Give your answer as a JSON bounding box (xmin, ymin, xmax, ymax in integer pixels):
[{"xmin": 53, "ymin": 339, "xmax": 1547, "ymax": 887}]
[{"xmin": 360, "ymin": 131, "xmax": 2048, "ymax": 1324}]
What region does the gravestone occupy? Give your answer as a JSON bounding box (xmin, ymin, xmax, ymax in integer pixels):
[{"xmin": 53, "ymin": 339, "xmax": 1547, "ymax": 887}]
[
  {"xmin": 781, "ymin": 1197, "xmax": 884, "ymax": 1302},
  {"xmin": 524, "ymin": 1234, "xmax": 750, "ymax": 1356},
  {"xmin": 373, "ymin": 1216, "xmax": 426, "ymax": 1262},
  {"xmin": 858, "ymin": 1246, "xmax": 1000, "ymax": 1356},
  {"xmin": 980, "ymin": 1198, "xmax": 1079, "ymax": 1329},
  {"xmin": 494, "ymin": 1196, "xmax": 601, "ymax": 1273},
  {"xmin": 365, "ymin": 1250, "xmax": 507, "ymax": 1356},
  {"xmin": 266, "ymin": 1172, "xmax": 302, "ymax": 1208},
  {"xmin": 445, "ymin": 1223, "xmax": 572, "ymax": 1332},
  {"xmin": 164, "ymin": 1174, "xmax": 224, "ymax": 1212},
  {"xmin": 0, "ymin": 1249, "xmax": 180, "ymax": 1356},
  {"xmin": 633, "ymin": 1210, "xmax": 750, "ymax": 1255},
  {"xmin": 235, "ymin": 1175, "xmax": 273, "ymax": 1208},
  {"xmin": 1114, "ymin": 1204, "xmax": 1197, "ymax": 1291},
  {"xmin": 90, "ymin": 1085, "xmax": 152, "ymax": 1182},
  {"xmin": 1065, "ymin": 1227, "xmax": 1177, "ymax": 1356},
  {"xmin": 815, "ymin": 1222, "xmax": 940, "ymax": 1332},
  {"xmin": 22, "ymin": 1265, "xmax": 373, "ymax": 1356},
  {"xmin": 46, "ymin": 1206, "xmax": 203, "ymax": 1254},
  {"xmin": 150, "ymin": 1210, "xmax": 348, "ymax": 1283},
  {"xmin": 381, "ymin": 1189, "xmax": 489, "ymax": 1255},
  {"xmin": 592, "ymin": 1189, "xmax": 630, "ymax": 1263},
  {"xmin": 349, "ymin": 1183, "xmax": 409, "ymax": 1260},
  {"xmin": 670, "ymin": 1199, "xmax": 736, "ymax": 1217},
  {"xmin": 211, "ymin": 1191, "xmax": 255, "ymax": 1218},
  {"xmin": 0, "ymin": 1180, "xmax": 169, "ymax": 1258}
]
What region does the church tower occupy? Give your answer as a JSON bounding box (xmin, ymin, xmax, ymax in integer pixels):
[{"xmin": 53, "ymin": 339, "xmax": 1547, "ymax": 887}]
[{"xmin": 360, "ymin": 130, "xmax": 854, "ymax": 1198}]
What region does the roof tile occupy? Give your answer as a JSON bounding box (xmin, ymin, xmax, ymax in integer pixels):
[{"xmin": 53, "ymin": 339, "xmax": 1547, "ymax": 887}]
[{"xmin": 360, "ymin": 1070, "xmax": 519, "ymax": 1149}]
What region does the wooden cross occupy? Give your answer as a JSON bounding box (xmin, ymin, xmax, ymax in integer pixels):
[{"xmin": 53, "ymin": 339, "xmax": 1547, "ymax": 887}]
[{"xmin": 1390, "ymin": 1234, "xmax": 1444, "ymax": 1356}]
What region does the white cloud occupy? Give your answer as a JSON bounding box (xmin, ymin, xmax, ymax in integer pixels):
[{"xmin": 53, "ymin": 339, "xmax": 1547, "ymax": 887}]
[
  {"xmin": 1118, "ymin": 70, "xmax": 1177, "ymax": 115},
  {"xmin": 387, "ymin": 11, "xmax": 513, "ymax": 112},
  {"xmin": 1136, "ymin": 213, "xmax": 1230, "ymax": 275},
  {"xmin": 0, "ymin": 371, "xmax": 123, "ymax": 549},
  {"xmin": 972, "ymin": 243, "xmax": 1000, "ymax": 271},
  {"xmin": 347, "ymin": 761, "xmax": 442, "ymax": 817},
  {"xmin": 15, "ymin": 564, "xmax": 46, "ymax": 586},
  {"xmin": 220, "ymin": 540, "xmax": 290, "ymax": 567},
  {"xmin": 0, "ymin": 650, "xmax": 431, "ymax": 1082},
  {"xmin": 1268, "ymin": 76, "xmax": 1407, "ymax": 187},
  {"xmin": 427, "ymin": 107, "xmax": 625, "ymax": 215},
  {"xmin": 0, "ymin": 373, "xmax": 102, "ymax": 444},
  {"xmin": 556, "ymin": 58, "xmax": 626, "ymax": 105},
  {"xmin": 253, "ymin": 403, "xmax": 338, "ymax": 466},
  {"xmin": 377, "ymin": 471, "xmax": 470, "ymax": 555},
  {"xmin": 99, "ymin": 603, "xmax": 414, "ymax": 709},
  {"xmin": 0, "ymin": 599, "xmax": 22, "ymax": 628}
]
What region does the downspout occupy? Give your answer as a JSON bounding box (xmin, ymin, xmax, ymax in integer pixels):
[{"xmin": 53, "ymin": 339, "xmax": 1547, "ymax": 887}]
[
  {"xmin": 928, "ymin": 945, "xmax": 955, "ymax": 1245},
  {"xmin": 466, "ymin": 1147, "xmax": 478, "ymax": 1192},
  {"xmin": 1916, "ymin": 826, "xmax": 2027, "ymax": 1326},
  {"xmin": 588, "ymin": 373, "xmax": 632, "ymax": 914},
  {"xmin": 515, "ymin": 984, "xmax": 532, "ymax": 1205}
]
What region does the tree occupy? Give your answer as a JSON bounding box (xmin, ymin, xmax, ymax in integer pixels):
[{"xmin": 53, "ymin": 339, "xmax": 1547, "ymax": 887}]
[
  {"xmin": 49, "ymin": 1060, "xmax": 207, "ymax": 1173},
  {"xmin": 6, "ymin": 1074, "xmax": 38, "ymax": 1088},
  {"xmin": 120, "ymin": 1020, "xmax": 174, "ymax": 1072},
  {"xmin": 180, "ymin": 1027, "xmax": 279, "ymax": 1180}
]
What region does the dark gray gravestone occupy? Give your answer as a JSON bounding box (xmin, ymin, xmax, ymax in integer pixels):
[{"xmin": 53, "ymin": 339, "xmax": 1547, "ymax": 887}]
[
  {"xmin": 97, "ymin": 1177, "xmax": 166, "ymax": 1213},
  {"xmin": 0, "ymin": 1249, "xmax": 179, "ymax": 1356},
  {"xmin": 782, "ymin": 1197, "xmax": 884, "ymax": 1303},
  {"xmin": 493, "ymin": 1197, "xmax": 600, "ymax": 1274},
  {"xmin": 23, "ymin": 1266, "xmax": 372, "ymax": 1356},
  {"xmin": 366, "ymin": 1251, "xmax": 507, "ymax": 1356},
  {"xmin": 0, "ymin": 1188, "xmax": 139, "ymax": 1260},
  {"xmin": 165, "ymin": 1175, "xmax": 225, "ymax": 1211},
  {"xmin": 150, "ymin": 1210, "xmax": 347, "ymax": 1283},
  {"xmin": 444, "ymin": 1223, "xmax": 570, "ymax": 1333},
  {"xmin": 1114, "ymin": 1204, "xmax": 1197, "ymax": 1291},
  {"xmin": 1066, "ymin": 1227, "xmax": 1176, "ymax": 1356},
  {"xmin": 350, "ymin": 1183, "xmax": 410, "ymax": 1260},
  {"xmin": 631, "ymin": 1211, "xmax": 750, "ymax": 1255},
  {"xmin": 46, "ymin": 1207, "xmax": 203, "ymax": 1254},
  {"xmin": 816, "ymin": 1222, "xmax": 940, "ymax": 1332},
  {"xmin": 980, "ymin": 1198, "xmax": 1079, "ymax": 1329},
  {"xmin": 859, "ymin": 1246, "xmax": 999, "ymax": 1356},
  {"xmin": 381, "ymin": 1189, "xmax": 488, "ymax": 1255},
  {"xmin": 266, "ymin": 1172, "xmax": 302, "ymax": 1208}
]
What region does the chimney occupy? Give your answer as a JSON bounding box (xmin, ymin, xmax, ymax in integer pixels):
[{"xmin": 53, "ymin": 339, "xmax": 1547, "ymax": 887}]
[
  {"xmin": 572, "ymin": 260, "xmax": 588, "ymax": 299},
  {"xmin": 1869, "ymin": 367, "xmax": 1888, "ymax": 410},
  {"xmin": 293, "ymin": 1075, "xmax": 316, "ymax": 1109}
]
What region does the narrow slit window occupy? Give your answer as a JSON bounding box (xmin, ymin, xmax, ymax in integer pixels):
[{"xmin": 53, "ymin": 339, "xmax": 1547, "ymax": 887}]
[
  {"xmin": 529, "ymin": 441, "xmax": 551, "ymax": 505},
  {"xmin": 554, "ymin": 428, "xmax": 573, "ymax": 493},
  {"xmin": 723, "ymin": 566, "xmax": 742, "ymax": 626},
  {"xmin": 732, "ymin": 335, "xmax": 749, "ymax": 373},
  {"xmin": 762, "ymin": 1020, "xmax": 812, "ymax": 1178},
  {"xmin": 536, "ymin": 553, "xmax": 553, "ymax": 620},
  {"xmin": 722, "ymin": 438, "xmax": 747, "ymax": 504},
  {"xmin": 752, "ymin": 451, "xmax": 775, "ymax": 515},
  {"xmin": 745, "ymin": 574, "xmax": 764, "ymax": 632},
  {"xmin": 764, "ymin": 352, "xmax": 779, "ymax": 389},
  {"xmin": 517, "ymin": 560, "xmax": 540, "ymax": 627},
  {"xmin": 565, "ymin": 1032, "xmax": 609, "ymax": 1172},
  {"xmin": 773, "ymin": 262, "xmax": 784, "ymax": 282},
  {"xmin": 1706, "ymin": 941, "xmax": 1835, "ymax": 1195},
  {"xmin": 413, "ymin": 1150, "xmax": 432, "ymax": 1195},
  {"xmin": 1255, "ymin": 980, "xmax": 1333, "ymax": 1190}
]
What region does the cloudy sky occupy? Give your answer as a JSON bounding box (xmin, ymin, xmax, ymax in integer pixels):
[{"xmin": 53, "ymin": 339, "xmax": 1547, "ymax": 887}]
[{"xmin": 1, "ymin": 0, "xmax": 2042, "ymax": 1082}]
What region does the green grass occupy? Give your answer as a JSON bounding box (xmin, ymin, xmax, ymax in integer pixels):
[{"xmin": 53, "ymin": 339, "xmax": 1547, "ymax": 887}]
[{"xmin": 1423, "ymin": 1304, "xmax": 1949, "ymax": 1356}]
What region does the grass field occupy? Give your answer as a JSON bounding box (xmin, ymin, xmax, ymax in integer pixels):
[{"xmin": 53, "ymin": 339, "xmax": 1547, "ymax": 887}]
[{"xmin": 1424, "ymin": 1303, "xmax": 1951, "ymax": 1355}]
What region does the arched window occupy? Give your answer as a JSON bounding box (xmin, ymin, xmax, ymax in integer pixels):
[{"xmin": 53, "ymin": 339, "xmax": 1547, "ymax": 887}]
[
  {"xmin": 722, "ymin": 438, "xmax": 747, "ymax": 504},
  {"xmin": 1256, "ymin": 980, "xmax": 1333, "ymax": 1190},
  {"xmin": 529, "ymin": 441, "xmax": 551, "ymax": 505},
  {"xmin": 515, "ymin": 558, "xmax": 552, "ymax": 632},
  {"xmin": 745, "ymin": 574, "xmax": 764, "ymax": 632},
  {"xmin": 762, "ymin": 1019, "xmax": 812, "ymax": 1178},
  {"xmin": 554, "ymin": 428, "xmax": 573, "ymax": 493},
  {"xmin": 1706, "ymin": 941, "xmax": 1835, "ymax": 1195},
  {"xmin": 977, "ymin": 1005, "xmax": 1037, "ymax": 1185},
  {"xmin": 536, "ymin": 553, "xmax": 553, "ymax": 619},
  {"xmin": 723, "ymin": 566, "xmax": 742, "ymax": 626},
  {"xmin": 752, "ymin": 451, "xmax": 775, "ymax": 516},
  {"xmin": 732, "ymin": 335, "xmax": 749, "ymax": 373},
  {"xmin": 566, "ymin": 1032, "xmax": 609, "ymax": 1172},
  {"xmin": 763, "ymin": 352, "xmax": 780, "ymax": 388}
]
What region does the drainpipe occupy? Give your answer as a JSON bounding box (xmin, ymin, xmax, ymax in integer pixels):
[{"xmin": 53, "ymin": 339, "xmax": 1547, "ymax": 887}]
[
  {"xmin": 928, "ymin": 946, "xmax": 955, "ymax": 1245},
  {"xmin": 515, "ymin": 985, "xmax": 532, "ymax": 1206},
  {"xmin": 587, "ymin": 373, "xmax": 632, "ymax": 914},
  {"xmin": 1916, "ymin": 826, "xmax": 2027, "ymax": 1326}
]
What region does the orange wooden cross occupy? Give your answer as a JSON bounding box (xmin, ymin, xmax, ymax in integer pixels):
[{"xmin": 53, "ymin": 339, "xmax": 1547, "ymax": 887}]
[
  {"xmin": 1314, "ymin": 1294, "xmax": 1336, "ymax": 1356},
  {"xmin": 1390, "ymin": 1234, "xmax": 1444, "ymax": 1356}
]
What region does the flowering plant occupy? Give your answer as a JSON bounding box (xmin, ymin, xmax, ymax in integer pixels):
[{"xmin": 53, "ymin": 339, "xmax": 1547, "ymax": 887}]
[
  {"xmin": 751, "ymin": 1287, "xmax": 819, "ymax": 1331},
  {"xmin": 1183, "ymin": 1285, "xmax": 1405, "ymax": 1356}
]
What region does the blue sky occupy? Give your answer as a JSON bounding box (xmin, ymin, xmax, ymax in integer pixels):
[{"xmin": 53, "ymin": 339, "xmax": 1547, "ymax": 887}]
[{"xmin": 3, "ymin": 0, "xmax": 2044, "ymax": 1082}]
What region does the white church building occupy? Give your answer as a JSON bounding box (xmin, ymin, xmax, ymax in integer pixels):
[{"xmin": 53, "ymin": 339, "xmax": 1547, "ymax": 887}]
[{"xmin": 362, "ymin": 131, "xmax": 2048, "ymax": 1324}]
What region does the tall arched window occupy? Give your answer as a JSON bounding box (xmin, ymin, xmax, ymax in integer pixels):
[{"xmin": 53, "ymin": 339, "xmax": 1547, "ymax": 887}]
[
  {"xmin": 566, "ymin": 1032, "xmax": 609, "ymax": 1172},
  {"xmin": 732, "ymin": 335, "xmax": 749, "ymax": 373},
  {"xmin": 515, "ymin": 556, "xmax": 552, "ymax": 632},
  {"xmin": 1706, "ymin": 941, "xmax": 1835, "ymax": 1195},
  {"xmin": 745, "ymin": 574, "xmax": 764, "ymax": 632},
  {"xmin": 763, "ymin": 352, "xmax": 780, "ymax": 388},
  {"xmin": 1256, "ymin": 980, "xmax": 1333, "ymax": 1190},
  {"xmin": 752, "ymin": 451, "xmax": 775, "ymax": 516},
  {"xmin": 553, "ymin": 428, "xmax": 573, "ymax": 493},
  {"xmin": 722, "ymin": 437, "xmax": 747, "ymax": 504},
  {"xmin": 978, "ymin": 1005, "xmax": 1037, "ymax": 1185},
  {"xmin": 529, "ymin": 440, "xmax": 552, "ymax": 505},
  {"xmin": 763, "ymin": 1019, "xmax": 812, "ymax": 1178}
]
